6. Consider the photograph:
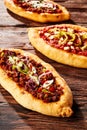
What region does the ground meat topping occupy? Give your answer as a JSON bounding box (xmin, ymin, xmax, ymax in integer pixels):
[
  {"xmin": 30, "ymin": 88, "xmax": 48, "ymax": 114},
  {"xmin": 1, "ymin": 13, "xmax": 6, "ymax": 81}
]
[
  {"xmin": 13, "ymin": 0, "xmax": 62, "ymax": 14},
  {"xmin": 39, "ymin": 26, "xmax": 87, "ymax": 56},
  {"xmin": 0, "ymin": 50, "xmax": 63, "ymax": 103}
]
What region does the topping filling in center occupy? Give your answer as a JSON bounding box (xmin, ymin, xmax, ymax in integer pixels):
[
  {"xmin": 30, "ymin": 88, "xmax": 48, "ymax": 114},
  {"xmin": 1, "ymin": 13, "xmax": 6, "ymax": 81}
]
[
  {"xmin": 39, "ymin": 26, "xmax": 87, "ymax": 56},
  {"xmin": 13, "ymin": 0, "xmax": 62, "ymax": 13},
  {"xmin": 0, "ymin": 50, "xmax": 63, "ymax": 103}
]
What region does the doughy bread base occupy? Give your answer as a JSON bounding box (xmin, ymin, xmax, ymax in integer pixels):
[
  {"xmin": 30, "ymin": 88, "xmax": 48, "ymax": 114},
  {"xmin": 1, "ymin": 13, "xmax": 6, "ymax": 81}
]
[
  {"xmin": 28, "ymin": 24, "xmax": 87, "ymax": 68},
  {"xmin": 4, "ymin": 0, "xmax": 70, "ymax": 23},
  {"xmin": 0, "ymin": 49, "xmax": 73, "ymax": 117}
]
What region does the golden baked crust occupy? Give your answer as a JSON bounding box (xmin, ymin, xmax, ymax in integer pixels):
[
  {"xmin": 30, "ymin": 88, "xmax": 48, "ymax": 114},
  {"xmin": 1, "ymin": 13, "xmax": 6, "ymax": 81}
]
[
  {"xmin": 0, "ymin": 48, "xmax": 73, "ymax": 117},
  {"xmin": 4, "ymin": 0, "xmax": 70, "ymax": 23},
  {"xmin": 28, "ymin": 24, "xmax": 87, "ymax": 68}
]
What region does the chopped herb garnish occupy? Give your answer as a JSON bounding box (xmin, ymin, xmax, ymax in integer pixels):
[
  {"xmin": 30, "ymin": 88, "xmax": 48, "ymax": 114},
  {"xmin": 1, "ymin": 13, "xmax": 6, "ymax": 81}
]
[{"xmin": 8, "ymin": 56, "xmax": 29, "ymax": 74}]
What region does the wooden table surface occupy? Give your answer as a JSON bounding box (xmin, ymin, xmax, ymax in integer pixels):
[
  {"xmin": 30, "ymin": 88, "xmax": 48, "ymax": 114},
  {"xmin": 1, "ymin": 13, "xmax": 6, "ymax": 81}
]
[{"xmin": 0, "ymin": 0, "xmax": 87, "ymax": 130}]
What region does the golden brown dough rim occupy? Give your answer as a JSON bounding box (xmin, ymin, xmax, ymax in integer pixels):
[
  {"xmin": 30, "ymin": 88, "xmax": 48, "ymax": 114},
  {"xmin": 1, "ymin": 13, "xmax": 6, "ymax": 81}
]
[
  {"xmin": 28, "ymin": 24, "xmax": 87, "ymax": 68},
  {"xmin": 0, "ymin": 48, "xmax": 73, "ymax": 117},
  {"xmin": 4, "ymin": 0, "xmax": 70, "ymax": 23}
]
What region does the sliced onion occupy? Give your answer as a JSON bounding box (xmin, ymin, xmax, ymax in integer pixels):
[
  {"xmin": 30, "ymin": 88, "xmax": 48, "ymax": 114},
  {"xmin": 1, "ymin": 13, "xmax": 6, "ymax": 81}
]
[
  {"xmin": 38, "ymin": 71, "xmax": 52, "ymax": 80},
  {"xmin": 32, "ymin": 66, "xmax": 36, "ymax": 74},
  {"xmin": 42, "ymin": 79, "xmax": 54, "ymax": 89},
  {"xmin": 30, "ymin": 75, "xmax": 39, "ymax": 85}
]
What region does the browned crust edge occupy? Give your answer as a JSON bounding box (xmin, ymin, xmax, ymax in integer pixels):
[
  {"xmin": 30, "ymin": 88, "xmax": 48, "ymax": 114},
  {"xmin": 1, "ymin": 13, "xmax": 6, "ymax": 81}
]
[
  {"xmin": 4, "ymin": 0, "xmax": 70, "ymax": 23},
  {"xmin": 0, "ymin": 48, "xmax": 73, "ymax": 117},
  {"xmin": 28, "ymin": 24, "xmax": 87, "ymax": 68}
]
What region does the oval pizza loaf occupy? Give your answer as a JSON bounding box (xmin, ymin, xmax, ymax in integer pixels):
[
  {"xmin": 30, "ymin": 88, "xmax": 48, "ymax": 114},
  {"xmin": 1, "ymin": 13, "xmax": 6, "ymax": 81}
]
[
  {"xmin": 4, "ymin": 0, "xmax": 70, "ymax": 23},
  {"xmin": 0, "ymin": 48, "xmax": 73, "ymax": 117},
  {"xmin": 28, "ymin": 24, "xmax": 87, "ymax": 68}
]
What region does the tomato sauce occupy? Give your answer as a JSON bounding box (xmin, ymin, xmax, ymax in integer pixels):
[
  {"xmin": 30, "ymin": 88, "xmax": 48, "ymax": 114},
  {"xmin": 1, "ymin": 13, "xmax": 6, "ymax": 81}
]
[
  {"xmin": 39, "ymin": 26, "xmax": 87, "ymax": 56},
  {"xmin": 13, "ymin": 0, "xmax": 62, "ymax": 14}
]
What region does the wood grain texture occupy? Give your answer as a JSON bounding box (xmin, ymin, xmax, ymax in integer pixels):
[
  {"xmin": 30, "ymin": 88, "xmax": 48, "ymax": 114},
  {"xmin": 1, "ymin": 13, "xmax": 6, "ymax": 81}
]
[{"xmin": 0, "ymin": 0, "xmax": 87, "ymax": 130}]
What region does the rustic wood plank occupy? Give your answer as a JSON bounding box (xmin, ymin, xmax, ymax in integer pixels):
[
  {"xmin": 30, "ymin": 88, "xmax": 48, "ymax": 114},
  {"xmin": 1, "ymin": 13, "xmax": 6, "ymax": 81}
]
[
  {"xmin": 0, "ymin": 0, "xmax": 87, "ymax": 26},
  {"xmin": 0, "ymin": 92, "xmax": 33, "ymax": 130},
  {"xmin": 0, "ymin": 27, "xmax": 31, "ymax": 49},
  {"xmin": 0, "ymin": 0, "xmax": 87, "ymax": 130}
]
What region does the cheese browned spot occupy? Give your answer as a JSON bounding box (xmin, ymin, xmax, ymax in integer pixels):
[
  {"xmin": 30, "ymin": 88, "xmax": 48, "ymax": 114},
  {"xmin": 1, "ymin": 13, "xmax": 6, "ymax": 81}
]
[{"xmin": 0, "ymin": 50, "xmax": 64, "ymax": 103}]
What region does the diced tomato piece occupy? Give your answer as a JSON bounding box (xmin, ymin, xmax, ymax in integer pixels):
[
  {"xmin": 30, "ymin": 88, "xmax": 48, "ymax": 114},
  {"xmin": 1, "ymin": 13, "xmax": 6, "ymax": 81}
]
[{"xmin": 49, "ymin": 86, "xmax": 55, "ymax": 92}]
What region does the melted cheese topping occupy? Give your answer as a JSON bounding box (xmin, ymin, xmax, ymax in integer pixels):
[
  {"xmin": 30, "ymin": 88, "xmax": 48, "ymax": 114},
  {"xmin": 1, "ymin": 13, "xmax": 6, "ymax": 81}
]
[
  {"xmin": 28, "ymin": 0, "xmax": 55, "ymax": 9},
  {"xmin": 39, "ymin": 26, "xmax": 87, "ymax": 56},
  {"xmin": 13, "ymin": 0, "xmax": 62, "ymax": 14}
]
